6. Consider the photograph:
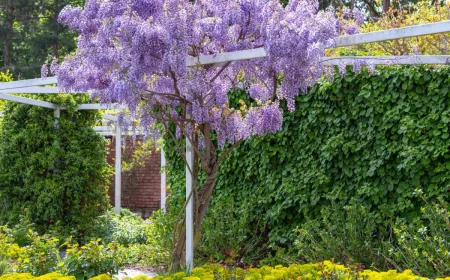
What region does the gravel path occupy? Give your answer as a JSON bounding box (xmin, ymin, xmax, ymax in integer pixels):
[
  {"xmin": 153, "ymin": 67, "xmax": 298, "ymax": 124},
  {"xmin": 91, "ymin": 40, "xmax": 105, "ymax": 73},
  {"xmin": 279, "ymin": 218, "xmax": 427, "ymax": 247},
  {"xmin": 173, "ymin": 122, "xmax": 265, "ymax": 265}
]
[{"xmin": 115, "ymin": 269, "xmax": 158, "ymax": 279}]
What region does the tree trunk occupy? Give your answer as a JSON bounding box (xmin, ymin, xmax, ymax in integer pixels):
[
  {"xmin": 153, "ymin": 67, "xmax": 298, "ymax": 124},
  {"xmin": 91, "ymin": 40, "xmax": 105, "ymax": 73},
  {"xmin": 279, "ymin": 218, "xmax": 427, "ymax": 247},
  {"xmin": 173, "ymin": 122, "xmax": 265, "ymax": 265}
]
[
  {"xmin": 52, "ymin": 0, "xmax": 59, "ymax": 58},
  {"xmin": 383, "ymin": 0, "xmax": 390, "ymax": 13},
  {"xmin": 170, "ymin": 155, "xmax": 220, "ymax": 272},
  {"xmin": 4, "ymin": 0, "xmax": 14, "ymax": 68}
]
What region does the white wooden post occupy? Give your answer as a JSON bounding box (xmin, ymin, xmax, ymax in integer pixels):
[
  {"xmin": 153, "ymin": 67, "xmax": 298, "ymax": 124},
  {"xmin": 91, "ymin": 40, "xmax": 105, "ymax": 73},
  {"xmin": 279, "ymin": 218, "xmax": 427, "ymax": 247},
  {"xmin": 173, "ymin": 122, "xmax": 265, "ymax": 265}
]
[
  {"xmin": 160, "ymin": 149, "xmax": 167, "ymax": 212},
  {"xmin": 115, "ymin": 123, "xmax": 122, "ymax": 214},
  {"xmin": 185, "ymin": 138, "xmax": 194, "ymax": 270}
]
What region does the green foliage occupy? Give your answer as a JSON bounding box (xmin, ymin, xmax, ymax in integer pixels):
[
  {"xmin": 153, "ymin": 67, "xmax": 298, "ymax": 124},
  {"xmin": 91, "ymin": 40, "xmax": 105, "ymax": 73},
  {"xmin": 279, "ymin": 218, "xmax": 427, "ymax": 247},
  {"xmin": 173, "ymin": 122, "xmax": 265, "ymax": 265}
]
[
  {"xmin": 126, "ymin": 210, "xmax": 174, "ymax": 268},
  {"xmin": 294, "ymin": 203, "xmax": 389, "ymax": 269},
  {"xmin": 62, "ymin": 238, "xmax": 125, "ymax": 280},
  {"xmin": 386, "ymin": 191, "xmax": 450, "ymax": 278},
  {"xmin": 198, "ymin": 196, "xmax": 267, "ymax": 266},
  {"xmin": 0, "ymin": 95, "xmax": 111, "ymax": 237},
  {"xmin": 166, "ymin": 66, "xmax": 450, "ymax": 263},
  {"xmin": 85, "ymin": 208, "xmax": 147, "ymax": 246},
  {"xmin": 0, "ymin": 258, "xmax": 11, "ymax": 276},
  {"xmin": 0, "ymin": 225, "xmax": 60, "ymax": 275},
  {"xmin": 14, "ymin": 232, "xmax": 61, "ymax": 276},
  {"xmin": 0, "ymin": 71, "xmax": 12, "ymax": 82},
  {"xmin": 0, "ymin": 0, "xmax": 82, "ymax": 78},
  {"xmin": 0, "ymin": 225, "xmax": 128, "ymax": 279},
  {"xmin": 0, "ymin": 71, "xmax": 12, "ymax": 111}
]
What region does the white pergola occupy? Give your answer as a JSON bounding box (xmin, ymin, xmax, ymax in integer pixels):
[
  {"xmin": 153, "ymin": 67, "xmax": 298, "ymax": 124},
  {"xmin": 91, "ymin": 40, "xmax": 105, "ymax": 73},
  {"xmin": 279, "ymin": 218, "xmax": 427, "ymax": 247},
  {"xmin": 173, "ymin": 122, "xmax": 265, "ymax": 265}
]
[{"xmin": 1, "ymin": 20, "xmax": 450, "ymax": 270}]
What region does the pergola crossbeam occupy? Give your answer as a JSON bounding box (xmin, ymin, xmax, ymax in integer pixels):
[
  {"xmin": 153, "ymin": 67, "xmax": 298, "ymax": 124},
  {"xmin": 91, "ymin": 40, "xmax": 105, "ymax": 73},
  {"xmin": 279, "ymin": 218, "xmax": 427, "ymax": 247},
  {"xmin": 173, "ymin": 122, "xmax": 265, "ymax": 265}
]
[
  {"xmin": 0, "ymin": 93, "xmax": 59, "ymax": 109},
  {"xmin": 334, "ymin": 21, "xmax": 450, "ymax": 47},
  {"xmin": 322, "ymin": 55, "xmax": 450, "ymax": 65},
  {"xmin": 186, "ymin": 21, "xmax": 450, "ymax": 67},
  {"xmin": 0, "ymin": 77, "xmax": 57, "ymax": 90},
  {"xmin": 78, "ymin": 104, "xmax": 127, "ymax": 110},
  {"xmin": 0, "ymin": 87, "xmax": 61, "ymax": 94}
]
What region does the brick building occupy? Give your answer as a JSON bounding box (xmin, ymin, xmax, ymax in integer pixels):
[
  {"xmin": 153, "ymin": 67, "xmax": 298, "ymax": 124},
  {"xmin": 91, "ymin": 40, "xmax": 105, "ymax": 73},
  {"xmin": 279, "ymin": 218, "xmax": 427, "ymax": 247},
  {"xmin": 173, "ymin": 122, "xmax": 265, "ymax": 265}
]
[{"xmin": 106, "ymin": 136, "xmax": 162, "ymax": 218}]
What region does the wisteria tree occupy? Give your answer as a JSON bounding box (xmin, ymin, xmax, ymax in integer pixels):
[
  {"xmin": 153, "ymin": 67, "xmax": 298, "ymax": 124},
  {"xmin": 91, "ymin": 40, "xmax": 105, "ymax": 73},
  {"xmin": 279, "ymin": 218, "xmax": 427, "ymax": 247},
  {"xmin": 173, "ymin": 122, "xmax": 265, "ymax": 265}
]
[{"xmin": 55, "ymin": 0, "xmax": 348, "ymax": 268}]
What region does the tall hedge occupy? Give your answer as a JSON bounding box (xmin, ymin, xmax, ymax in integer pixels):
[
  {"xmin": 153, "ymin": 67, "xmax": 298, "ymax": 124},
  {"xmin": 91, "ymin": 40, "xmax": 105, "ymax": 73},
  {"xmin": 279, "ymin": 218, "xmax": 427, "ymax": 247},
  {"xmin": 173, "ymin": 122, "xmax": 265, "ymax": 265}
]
[
  {"xmin": 166, "ymin": 66, "xmax": 450, "ymax": 246},
  {"xmin": 0, "ymin": 95, "xmax": 111, "ymax": 236}
]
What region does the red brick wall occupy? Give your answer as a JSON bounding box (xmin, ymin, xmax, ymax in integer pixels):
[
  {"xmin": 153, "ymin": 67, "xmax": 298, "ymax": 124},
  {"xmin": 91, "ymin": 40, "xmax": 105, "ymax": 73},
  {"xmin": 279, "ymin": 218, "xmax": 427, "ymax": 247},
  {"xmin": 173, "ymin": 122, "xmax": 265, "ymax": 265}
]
[{"xmin": 106, "ymin": 136, "xmax": 161, "ymax": 218}]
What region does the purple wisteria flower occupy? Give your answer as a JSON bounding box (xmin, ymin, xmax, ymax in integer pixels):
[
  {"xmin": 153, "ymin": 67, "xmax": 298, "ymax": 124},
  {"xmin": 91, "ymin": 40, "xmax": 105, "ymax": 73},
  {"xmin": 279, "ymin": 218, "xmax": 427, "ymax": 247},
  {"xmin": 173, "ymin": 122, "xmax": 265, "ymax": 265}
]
[
  {"xmin": 56, "ymin": 0, "xmax": 341, "ymax": 149},
  {"xmin": 352, "ymin": 8, "xmax": 366, "ymax": 26}
]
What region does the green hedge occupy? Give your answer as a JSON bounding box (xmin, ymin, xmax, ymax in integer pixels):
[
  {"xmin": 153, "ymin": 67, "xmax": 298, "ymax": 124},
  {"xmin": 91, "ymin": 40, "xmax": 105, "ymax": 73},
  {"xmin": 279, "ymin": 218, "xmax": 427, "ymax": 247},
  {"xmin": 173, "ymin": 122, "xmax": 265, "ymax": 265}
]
[
  {"xmin": 0, "ymin": 95, "xmax": 111, "ymax": 236},
  {"xmin": 166, "ymin": 66, "xmax": 450, "ymax": 248}
]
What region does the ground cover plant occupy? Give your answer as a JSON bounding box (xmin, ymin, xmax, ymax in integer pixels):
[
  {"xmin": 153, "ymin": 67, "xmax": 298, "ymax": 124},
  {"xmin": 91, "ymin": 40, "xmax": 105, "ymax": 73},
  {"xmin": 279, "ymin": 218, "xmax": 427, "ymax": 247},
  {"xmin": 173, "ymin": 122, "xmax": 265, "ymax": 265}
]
[{"xmin": 7, "ymin": 261, "xmax": 450, "ymax": 280}]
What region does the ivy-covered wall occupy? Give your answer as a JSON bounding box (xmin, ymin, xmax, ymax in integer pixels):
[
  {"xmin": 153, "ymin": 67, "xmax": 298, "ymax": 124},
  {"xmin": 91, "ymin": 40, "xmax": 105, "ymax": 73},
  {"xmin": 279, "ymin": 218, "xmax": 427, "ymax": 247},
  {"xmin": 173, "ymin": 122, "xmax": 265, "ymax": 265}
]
[{"xmin": 166, "ymin": 66, "xmax": 450, "ymax": 246}]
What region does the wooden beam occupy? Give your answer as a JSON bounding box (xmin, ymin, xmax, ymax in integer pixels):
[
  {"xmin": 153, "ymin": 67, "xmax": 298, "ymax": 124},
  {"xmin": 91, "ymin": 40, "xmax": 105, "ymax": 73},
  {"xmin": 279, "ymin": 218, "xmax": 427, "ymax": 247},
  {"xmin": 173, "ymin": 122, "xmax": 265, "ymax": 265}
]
[
  {"xmin": 77, "ymin": 104, "xmax": 127, "ymax": 110},
  {"xmin": 0, "ymin": 77, "xmax": 58, "ymax": 90},
  {"xmin": 0, "ymin": 87, "xmax": 61, "ymax": 94},
  {"xmin": 334, "ymin": 21, "xmax": 450, "ymax": 47},
  {"xmin": 322, "ymin": 55, "xmax": 450, "ymax": 65},
  {"xmin": 0, "ymin": 93, "xmax": 58, "ymax": 109},
  {"xmin": 186, "ymin": 48, "xmax": 267, "ymax": 67},
  {"xmin": 103, "ymin": 114, "xmax": 118, "ymax": 122},
  {"xmin": 184, "ymin": 21, "xmax": 450, "ymax": 67}
]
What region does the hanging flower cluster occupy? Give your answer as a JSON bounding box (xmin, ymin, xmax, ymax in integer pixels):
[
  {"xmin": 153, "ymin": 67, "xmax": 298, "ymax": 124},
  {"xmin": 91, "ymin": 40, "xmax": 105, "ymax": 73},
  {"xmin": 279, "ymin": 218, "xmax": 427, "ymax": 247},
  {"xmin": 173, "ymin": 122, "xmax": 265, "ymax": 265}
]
[{"xmin": 56, "ymin": 0, "xmax": 340, "ymax": 148}]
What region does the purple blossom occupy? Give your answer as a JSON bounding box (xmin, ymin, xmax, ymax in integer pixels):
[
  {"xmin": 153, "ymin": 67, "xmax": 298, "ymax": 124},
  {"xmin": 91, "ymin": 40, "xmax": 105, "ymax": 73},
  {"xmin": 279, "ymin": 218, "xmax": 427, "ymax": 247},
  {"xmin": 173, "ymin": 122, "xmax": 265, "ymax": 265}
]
[
  {"xmin": 57, "ymin": 0, "xmax": 343, "ymax": 150},
  {"xmin": 345, "ymin": 23, "xmax": 359, "ymax": 35},
  {"xmin": 58, "ymin": 5, "xmax": 82, "ymax": 30},
  {"xmin": 342, "ymin": 7, "xmax": 352, "ymax": 18},
  {"xmin": 249, "ymin": 84, "xmax": 271, "ymax": 102},
  {"xmin": 41, "ymin": 64, "xmax": 48, "ymax": 79},
  {"xmin": 352, "ymin": 8, "xmax": 365, "ymax": 26},
  {"xmin": 131, "ymin": 0, "xmax": 163, "ymax": 19},
  {"xmin": 338, "ymin": 61, "xmax": 347, "ymax": 77},
  {"xmin": 50, "ymin": 59, "xmax": 59, "ymax": 76},
  {"xmin": 262, "ymin": 102, "xmax": 283, "ymax": 133}
]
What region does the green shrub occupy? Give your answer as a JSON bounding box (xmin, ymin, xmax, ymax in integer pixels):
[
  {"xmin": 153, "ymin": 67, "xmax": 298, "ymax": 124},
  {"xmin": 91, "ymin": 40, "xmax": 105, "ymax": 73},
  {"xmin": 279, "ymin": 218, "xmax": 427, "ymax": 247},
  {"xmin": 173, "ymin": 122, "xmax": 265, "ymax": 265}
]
[
  {"xmin": 0, "ymin": 225, "xmax": 60, "ymax": 276},
  {"xmin": 13, "ymin": 232, "xmax": 60, "ymax": 276},
  {"xmin": 85, "ymin": 208, "xmax": 147, "ymax": 246},
  {"xmin": 0, "ymin": 71, "xmax": 12, "ymax": 111},
  {"xmin": 0, "ymin": 225, "xmax": 129, "ymax": 278},
  {"xmin": 62, "ymin": 238, "xmax": 125, "ymax": 280},
  {"xmin": 198, "ymin": 196, "xmax": 268, "ymax": 266},
  {"xmin": 294, "ymin": 202, "xmax": 389, "ymax": 270},
  {"xmin": 0, "ymin": 258, "xmax": 11, "ymax": 276},
  {"xmin": 0, "ymin": 94, "xmax": 112, "ymax": 237},
  {"xmin": 386, "ymin": 190, "xmax": 450, "ymax": 278},
  {"xmin": 125, "ymin": 210, "xmax": 174, "ymax": 268}
]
